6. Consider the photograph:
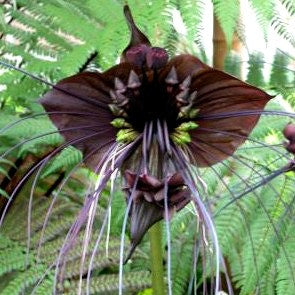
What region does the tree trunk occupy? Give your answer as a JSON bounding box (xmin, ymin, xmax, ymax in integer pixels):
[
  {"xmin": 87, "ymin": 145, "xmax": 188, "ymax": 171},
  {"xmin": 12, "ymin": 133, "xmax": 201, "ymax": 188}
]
[{"xmin": 213, "ymin": 15, "xmax": 227, "ymax": 70}]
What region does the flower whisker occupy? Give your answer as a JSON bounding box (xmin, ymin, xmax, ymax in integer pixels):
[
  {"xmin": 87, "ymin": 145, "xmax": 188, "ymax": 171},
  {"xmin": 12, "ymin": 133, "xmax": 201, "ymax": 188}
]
[
  {"xmin": 0, "ymin": 124, "xmax": 113, "ymax": 161},
  {"xmin": 172, "ymin": 146, "xmax": 224, "ymax": 294},
  {"xmin": 36, "ymin": 142, "xmax": 118, "ymax": 260},
  {"xmin": 193, "ymin": 138, "xmax": 292, "ymax": 211},
  {"xmin": 0, "ymin": 111, "xmax": 102, "ymax": 135},
  {"xmin": 194, "ymin": 126, "xmax": 290, "ymax": 158},
  {"xmin": 0, "ymin": 60, "xmax": 110, "ymax": 110},
  {"xmin": 0, "ymin": 130, "xmax": 112, "ymax": 228},
  {"xmin": 198, "ymin": 109, "xmax": 295, "ymax": 120}
]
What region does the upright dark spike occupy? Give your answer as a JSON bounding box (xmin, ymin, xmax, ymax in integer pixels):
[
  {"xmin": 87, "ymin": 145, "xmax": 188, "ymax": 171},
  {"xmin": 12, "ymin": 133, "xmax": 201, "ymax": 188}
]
[
  {"xmin": 114, "ymin": 77, "xmax": 126, "ymax": 92},
  {"xmin": 122, "ymin": 5, "xmax": 151, "ymax": 60},
  {"xmin": 127, "ymin": 70, "xmax": 141, "ymax": 89},
  {"xmin": 165, "ymin": 66, "xmax": 178, "ymax": 85},
  {"xmin": 179, "ymin": 75, "xmax": 191, "ymax": 90}
]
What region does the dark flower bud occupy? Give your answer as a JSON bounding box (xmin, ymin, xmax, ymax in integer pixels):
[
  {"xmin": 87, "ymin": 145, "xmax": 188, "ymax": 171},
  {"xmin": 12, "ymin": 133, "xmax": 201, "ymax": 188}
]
[
  {"xmin": 283, "ymin": 124, "xmax": 295, "ymax": 141},
  {"xmin": 146, "ymin": 47, "xmax": 169, "ymax": 70},
  {"xmin": 283, "ymin": 124, "xmax": 295, "ymax": 154},
  {"xmin": 126, "ymin": 44, "xmax": 149, "ymax": 67}
]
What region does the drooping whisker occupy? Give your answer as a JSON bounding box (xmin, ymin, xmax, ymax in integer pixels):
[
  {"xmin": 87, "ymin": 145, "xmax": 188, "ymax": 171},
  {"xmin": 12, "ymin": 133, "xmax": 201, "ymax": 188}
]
[
  {"xmin": 215, "ymin": 163, "xmax": 294, "ymax": 215},
  {"xmin": 192, "ymin": 138, "xmax": 295, "ymax": 285},
  {"xmin": 86, "ymin": 169, "xmax": 119, "ymax": 295},
  {"xmin": 0, "ymin": 153, "xmax": 49, "ymax": 227},
  {"xmin": 105, "ymin": 155, "xmax": 118, "ymax": 257},
  {"xmin": 119, "ymin": 160, "xmax": 144, "ymax": 295},
  {"xmin": 35, "ymin": 141, "xmax": 118, "ymax": 260},
  {"xmin": 187, "ymin": 237, "xmax": 200, "ymax": 294},
  {"xmin": 219, "ymin": 151, "xmax": 291, "ymax": 195},
  {"xmin": 179, "ymin": 145, "xmax": 212, "ymax": 206},
  {"xmin": 0, "ymin": 111, "xmax": 101, "ymax": 135},
  {"xmin": 197, "ymin": 109, "xmax": 295, "ymax": 120},
  {"xmin": 238, "ymin": 143, "xmax": 284, "ymax": 150},
  {"xmin": 171, "ymin": 146, "xmax": 223, "ymax": 294},
  {"xmin": 195, "ymin": 125, "xmax": 290, "ymax": 188},
  {"xmin": 0, "ymin": 60, "xmax": 110, "ymax": 110},
  {"xmin": 191, "ymin": 138, "xmax": 291, "ymax": 212},
  {"xmin": 53, "ymin": 194, "xmax": 95, "ymax": 294},
  {"xmin": 197, "ymin": 145, "xmax": 295, "ymax": 287},
  {"xmin": 195, "ymin": 149, "xmax": 262, "ymax": 288},
  {"xmin": 118, "ymin": 197, "xmax": 133, "ymax": 294},
  {"xmin": 201, "ymin": 226, "xmax": 208, "ymax": 295},
  {"xmin": 0, "ymin": 130, "xmax": 111, "ymax": 228},
  {"xmin": 163, "ymin": 175, "xmax": 172, "ymax": 295},
  {"xmin": 84, "ymin": 202, "xmax": 112, "ymax": 294},
  {"xmin": 175, "ymin": 147, "xmax": 235, "ymax": 295},
  {"xmin": 52, "ymin": 137, "xmax": 142, "ymax": 293},
  {"xmin": 0, "ymin": 123, "xmax": 112, "ymax": 160},
  {"xmin": 25, "ymin": 147, "xmax": 63, "ymax": 270},
  {"xmin": 243, "ymin": 151, "xmax": 291, "ymax": 181},
  {"xmin": 278, "ymin": 193, "xmax": 295, "ymax": 243},
  {"xmin": 78, "ymin": 145, "xmax": 126, "ymax": 295},
  {"xmin": 195, "ymin": 126, "xmax": 290, "ymax": 161},
  {"xmin": 217, "ymin": 162, "xmax": 295, "ymax": 287}
]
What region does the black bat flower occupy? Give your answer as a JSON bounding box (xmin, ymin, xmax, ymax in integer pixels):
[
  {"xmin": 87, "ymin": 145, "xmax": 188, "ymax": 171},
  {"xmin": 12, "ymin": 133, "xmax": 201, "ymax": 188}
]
[
  {"xmin": 1, "ymin": 4, "xmax": 295, "ymax": 295},
  {"xmin": 39, "ymin": 5, "xmax": 273, "ymax": 262}
]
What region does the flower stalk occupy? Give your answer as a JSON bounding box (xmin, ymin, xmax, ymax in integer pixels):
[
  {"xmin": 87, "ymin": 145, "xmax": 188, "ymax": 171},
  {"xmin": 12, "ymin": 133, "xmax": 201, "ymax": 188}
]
[{"xmin": 149, "ymin": 221, "xmax": 166, "ymax": 295}]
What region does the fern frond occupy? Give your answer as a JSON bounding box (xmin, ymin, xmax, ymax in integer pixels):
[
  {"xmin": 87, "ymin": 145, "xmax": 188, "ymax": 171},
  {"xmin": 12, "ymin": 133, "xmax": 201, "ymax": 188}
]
[
  {"xmin": 0, "ymin": 264, "xmax": 46, "ymax": 295},
  {"xmin": 63, "ymin": 271, "xmax": 151, "ymax": 294},
  {"xmin": 213, "ymin": 0, "xmax": 240, "ymax": 45},
  {"xmin": 249, "ymin": 0, "xmax": 275, "ymax": 39},
  {"xmin": 41, "ymin": 146, "xmax": 82, "ymax": 178}
]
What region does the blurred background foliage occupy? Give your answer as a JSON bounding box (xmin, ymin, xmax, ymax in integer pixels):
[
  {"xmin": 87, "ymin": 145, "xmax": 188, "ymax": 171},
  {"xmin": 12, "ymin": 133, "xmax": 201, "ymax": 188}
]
[{"xmin": 0, "ymin": 0, "xmax": 294, "ymax": 294}]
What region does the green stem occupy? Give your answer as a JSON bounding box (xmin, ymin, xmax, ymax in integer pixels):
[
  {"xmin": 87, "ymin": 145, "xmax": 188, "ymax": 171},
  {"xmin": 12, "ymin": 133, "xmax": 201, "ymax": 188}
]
[{"xmin": 149, "ymin": 221, "xmax": 165, "ymax": 295}]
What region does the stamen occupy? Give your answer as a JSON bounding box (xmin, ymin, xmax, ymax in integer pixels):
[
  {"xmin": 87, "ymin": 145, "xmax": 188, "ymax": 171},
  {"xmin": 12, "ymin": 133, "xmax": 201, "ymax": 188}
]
[
  {"xmin": 165, "ymin": 66, "xmax": 178, "ymax": 85},
  {"xmin": 109, "ymin": 90, "xmax": 117, "ymax": 102},
  {"xmin": 163, "ymin": 120, "xmax": 172, "ymax": 156},
  {"xmin": 179, "ymin": 75, "xmax": 191, "ymax": 90},
  {"xmin": 188, "ymin": 90, "xmax": 197, "ymax": 103},
  {"xmin": 116, "ymin": 92, "xmax": 129, "ymax": 107},
  {"xmin": 176, "ymin": 88, "xmax": 190, "ymax": 105},
  {"xmin": 114, "ymin": 77, "xmax": 126, "ymax": 93},
  {"xmin": 178, "ymin": 91, "xmax": 198, "ymax": 119},
  {"xmin": 127, "ymin": 70, "xmax": 141, "ymax": 89},
  {"xmin": 108, "ymin": 104, "xmax": 127, "ymax": 117},
  {"xmin": 156, "ymin": 119, "xmax": 165, "ymax": 152},
  {"xmin": 147, "ymin": 121, "xmax": 154, "ymax": 149},
  {"xmin": 171, "ymin": 122, "xmax": 198, "ymax": 145}
]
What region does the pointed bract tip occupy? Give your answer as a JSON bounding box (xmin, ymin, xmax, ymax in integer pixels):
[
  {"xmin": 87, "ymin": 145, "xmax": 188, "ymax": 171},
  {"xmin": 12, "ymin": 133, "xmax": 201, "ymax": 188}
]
[
  {"xmin": 122, "ymin": 4, "xmax": 151, "ymax": 54},
  {"xmin": 114, "ymin": 77, "xmax": 126, "ymax": 92},
  {"xmin": 123, "ymin": 5, "xmax": 133, "ymax": 24},
  {"xmin": 165, "ymin": 66, "xmax": 178, "ymax": 84},
  {"xmin": 128, "ymin": 70, "xmax": 141, "ymax": 88}
]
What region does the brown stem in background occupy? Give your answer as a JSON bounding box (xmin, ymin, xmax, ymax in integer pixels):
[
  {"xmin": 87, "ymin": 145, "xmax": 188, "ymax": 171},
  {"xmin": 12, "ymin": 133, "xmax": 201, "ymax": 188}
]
[
  {"xmin": 44, "ymin": 171, "xmax": 65, "ymax": 197},
  {"xmin": 0, "ymin": 149, "xmax": 54, "ymax": 215},
  {"xmin": 213, "ymin": 12, "xmax": 242, "ymax": 72},
  {"xmin": 0, "ymin": 157, "xmax": 24, "ymax": 191},
  {"xmin": 213, "ymin": 15, "xmax": 227, "ymax": 71},
  {"xmin": 232, "ymin": 33, "xmax": 242, "ymax": 53}
]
